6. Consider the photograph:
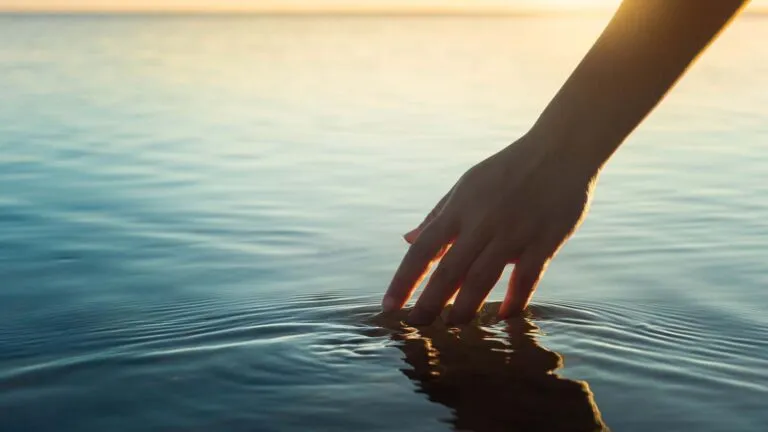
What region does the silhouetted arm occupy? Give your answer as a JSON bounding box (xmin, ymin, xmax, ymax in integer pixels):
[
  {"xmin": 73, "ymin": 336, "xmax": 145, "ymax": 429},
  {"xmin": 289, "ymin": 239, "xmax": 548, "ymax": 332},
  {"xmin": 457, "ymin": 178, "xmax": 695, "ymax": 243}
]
[
  {"xmin": 383, "ymin": 0, "xmax": 748, "ymax": 326},
  {"xmin": 532, "ymin": 0, "xmax": 748, "ymax": 173}
]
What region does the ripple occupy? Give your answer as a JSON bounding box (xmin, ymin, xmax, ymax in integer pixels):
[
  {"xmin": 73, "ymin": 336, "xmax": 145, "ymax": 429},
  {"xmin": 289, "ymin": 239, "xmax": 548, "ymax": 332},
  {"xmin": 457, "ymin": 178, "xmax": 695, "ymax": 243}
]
[
  {"xmin": 3, "ymin": 13, "xmax": 768, "ymax": 432},
  {"xmin": 2, "ymin": 290, "xmax": 767, "ymax": 432}
]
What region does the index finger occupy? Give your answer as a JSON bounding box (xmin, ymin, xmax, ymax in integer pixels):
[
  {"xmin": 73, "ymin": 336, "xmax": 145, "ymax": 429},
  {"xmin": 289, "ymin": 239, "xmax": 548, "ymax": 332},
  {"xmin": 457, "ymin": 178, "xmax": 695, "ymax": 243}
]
[{"xmin": 382, "ymin": 222, "xmax": 451, "ymax": 312}]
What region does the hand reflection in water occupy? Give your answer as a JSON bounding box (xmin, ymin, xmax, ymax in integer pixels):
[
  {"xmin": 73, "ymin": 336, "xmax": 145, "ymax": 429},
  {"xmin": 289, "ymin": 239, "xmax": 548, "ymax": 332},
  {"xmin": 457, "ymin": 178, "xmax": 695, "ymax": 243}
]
[{"xmin": 371, "ymin": 302, "xmax": 607, "ymax": 432}]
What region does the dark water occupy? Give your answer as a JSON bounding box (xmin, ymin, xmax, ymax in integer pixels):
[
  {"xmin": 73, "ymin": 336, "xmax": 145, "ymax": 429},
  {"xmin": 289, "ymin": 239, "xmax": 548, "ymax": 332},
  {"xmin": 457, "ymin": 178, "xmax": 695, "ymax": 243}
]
[{"xmin": 1, "ymin": 14, "xmax": 767, "ymax": 431}]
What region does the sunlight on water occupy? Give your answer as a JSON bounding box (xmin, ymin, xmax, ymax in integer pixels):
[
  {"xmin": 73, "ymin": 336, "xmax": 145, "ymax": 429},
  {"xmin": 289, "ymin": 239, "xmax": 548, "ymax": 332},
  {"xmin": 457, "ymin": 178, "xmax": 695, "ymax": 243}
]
[{"xmin": 0, "ymin": 14, "xmax": 767, "ymax": 432}]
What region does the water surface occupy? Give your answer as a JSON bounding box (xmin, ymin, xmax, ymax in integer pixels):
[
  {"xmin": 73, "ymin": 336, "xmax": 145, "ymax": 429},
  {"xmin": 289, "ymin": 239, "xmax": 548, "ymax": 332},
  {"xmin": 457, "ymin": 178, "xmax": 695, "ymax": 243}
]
[{"xmin": 1, "ymin": 14, "xmax": 767, "ymax": 431}]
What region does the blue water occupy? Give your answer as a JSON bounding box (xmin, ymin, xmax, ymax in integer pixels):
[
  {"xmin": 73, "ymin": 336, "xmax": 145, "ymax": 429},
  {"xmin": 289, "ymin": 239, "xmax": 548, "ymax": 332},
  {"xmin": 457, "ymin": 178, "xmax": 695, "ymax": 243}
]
[{"xmin": 1, "ymin": 14, "xmax": 767, "ymax": 432}]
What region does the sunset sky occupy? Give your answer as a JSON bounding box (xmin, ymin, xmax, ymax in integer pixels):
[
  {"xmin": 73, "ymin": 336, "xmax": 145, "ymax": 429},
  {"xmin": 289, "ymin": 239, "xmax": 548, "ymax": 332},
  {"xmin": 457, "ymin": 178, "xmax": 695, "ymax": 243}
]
[{"xmin": 1, "ymin": 0, "xmax": 766, "ymax": 13}]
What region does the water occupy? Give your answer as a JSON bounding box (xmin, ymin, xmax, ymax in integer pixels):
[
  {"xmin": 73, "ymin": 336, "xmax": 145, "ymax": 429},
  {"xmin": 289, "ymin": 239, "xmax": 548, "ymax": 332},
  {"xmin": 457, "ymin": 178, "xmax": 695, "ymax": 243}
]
[{"xmin": 1, "ymin": 14, "xmax": 767, "ymax": 432}]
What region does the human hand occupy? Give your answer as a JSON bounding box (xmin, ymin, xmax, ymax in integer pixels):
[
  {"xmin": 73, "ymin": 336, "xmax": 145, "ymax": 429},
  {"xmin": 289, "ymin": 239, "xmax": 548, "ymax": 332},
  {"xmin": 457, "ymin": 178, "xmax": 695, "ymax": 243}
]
[{"xmin": 382, "ymin": 133, "xmax": 599, "ymax": 325}]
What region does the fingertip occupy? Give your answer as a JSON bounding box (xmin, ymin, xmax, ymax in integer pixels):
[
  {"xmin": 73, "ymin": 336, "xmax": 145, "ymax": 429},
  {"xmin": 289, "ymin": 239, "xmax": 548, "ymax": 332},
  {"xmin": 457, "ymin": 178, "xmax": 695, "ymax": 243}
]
[
  {"xmin": 446, "ymin": 309, "xmax": 474, "ymax": 326},
  {"xmin": 446, "ymin": 298, "xmax": 481, "ymax": 326},
  {"xmin": 403, "ymin": 229, "xmax": 419, "ymax": 244},
  {"xmin": 499, "ymin": 287, "xmax": 527, "ymax": 319},
  {"xmin": 500, "ymin": 250, "xmax": 548, "ymax": 319},
  {"xmin": 497, "ymin": 304, "xmax": 512, "ymax": 320},
  {"xmin": 497, "ymin": 304, "xmax": 509, "ymax": 321},
  {"xmin": 405, "ymin": 307, "xmax": 437, "ymax": 327}
]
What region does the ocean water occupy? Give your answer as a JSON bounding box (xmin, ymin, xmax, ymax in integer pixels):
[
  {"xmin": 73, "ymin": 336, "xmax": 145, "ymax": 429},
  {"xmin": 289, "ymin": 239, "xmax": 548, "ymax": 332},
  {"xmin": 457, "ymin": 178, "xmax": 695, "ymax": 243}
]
[{"xmin": 1, "ymin": 14, "xmax": 767, "ymax": 432}]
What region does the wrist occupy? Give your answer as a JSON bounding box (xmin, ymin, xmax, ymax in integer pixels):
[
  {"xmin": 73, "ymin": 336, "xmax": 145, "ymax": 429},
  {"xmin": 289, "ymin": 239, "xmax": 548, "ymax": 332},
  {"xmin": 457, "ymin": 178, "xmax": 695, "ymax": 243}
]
[{"xmin": 525, "ymin": 116, "xmax": 619, "ymax": 179}]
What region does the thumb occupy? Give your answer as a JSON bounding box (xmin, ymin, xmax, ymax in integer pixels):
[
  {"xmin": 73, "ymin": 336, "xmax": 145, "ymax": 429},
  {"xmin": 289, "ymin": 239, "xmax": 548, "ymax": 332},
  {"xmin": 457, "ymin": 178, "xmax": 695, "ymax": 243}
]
[
  {"xmin": 404, "ymin": 191, "xmax": 451, "ymax": 244},
  {"xmin": 499, "ymin": 245, "xmax": 552, "ymax": 318}
]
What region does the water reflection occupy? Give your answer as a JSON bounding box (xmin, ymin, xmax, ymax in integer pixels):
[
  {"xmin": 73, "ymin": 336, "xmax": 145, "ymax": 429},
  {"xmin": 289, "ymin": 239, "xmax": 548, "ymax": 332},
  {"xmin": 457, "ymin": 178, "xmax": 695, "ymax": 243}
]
[{"xmin": 372, "ymin": 303, "xmax": 607, "ymax": 432}]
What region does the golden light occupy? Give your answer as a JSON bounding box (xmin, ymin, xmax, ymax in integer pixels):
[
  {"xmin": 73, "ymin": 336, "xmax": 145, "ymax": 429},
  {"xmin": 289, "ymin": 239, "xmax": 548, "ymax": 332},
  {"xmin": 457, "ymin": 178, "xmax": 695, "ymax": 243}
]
[{"xmin": 3, "ymin": 0, "xmax": 765, "ymax": 13}]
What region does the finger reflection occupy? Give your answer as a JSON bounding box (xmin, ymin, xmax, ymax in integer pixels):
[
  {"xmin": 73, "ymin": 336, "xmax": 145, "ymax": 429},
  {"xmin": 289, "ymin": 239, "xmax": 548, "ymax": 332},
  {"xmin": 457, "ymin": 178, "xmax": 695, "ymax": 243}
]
[{"xmin": 372, "ymin": 303, "xmax": 607, "ymax": 432}]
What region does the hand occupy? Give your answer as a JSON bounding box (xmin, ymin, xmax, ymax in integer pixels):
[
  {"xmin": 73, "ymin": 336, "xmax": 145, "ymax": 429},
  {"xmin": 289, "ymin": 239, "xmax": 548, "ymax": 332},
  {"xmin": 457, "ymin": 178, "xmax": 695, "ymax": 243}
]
[{"xmin": 382, "ymin": 133, "xmax": 598, "ymax": 325}]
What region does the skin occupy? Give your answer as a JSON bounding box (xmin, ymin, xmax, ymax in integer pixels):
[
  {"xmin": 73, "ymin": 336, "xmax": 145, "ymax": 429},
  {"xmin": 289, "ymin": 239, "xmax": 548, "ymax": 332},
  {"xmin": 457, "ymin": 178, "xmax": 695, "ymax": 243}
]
[{"xmin": 382, "ymin": 0, "xmax": 749, "ymax": 326}]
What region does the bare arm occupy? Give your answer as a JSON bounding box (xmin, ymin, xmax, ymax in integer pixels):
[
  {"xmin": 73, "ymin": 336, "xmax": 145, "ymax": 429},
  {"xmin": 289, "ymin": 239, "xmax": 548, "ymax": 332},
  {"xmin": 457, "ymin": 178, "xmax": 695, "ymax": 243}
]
[
  {"xmin": 382, "ymin": 0, "xmax": 748, "ymax": 326},
  {"xmin": 533, "ymin": 0, "xmax": 748, "ymax": 173}
]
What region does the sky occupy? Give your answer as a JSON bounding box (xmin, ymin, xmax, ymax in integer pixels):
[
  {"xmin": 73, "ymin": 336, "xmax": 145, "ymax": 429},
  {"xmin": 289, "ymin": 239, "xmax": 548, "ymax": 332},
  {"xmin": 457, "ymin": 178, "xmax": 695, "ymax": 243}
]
[
  {"xmin": 0, "ymin": 0, "xmax": 765, "ymax": 12},
  {"xmin": 0, "ymin": 1, "xmax": 612, "ymax": 12}
]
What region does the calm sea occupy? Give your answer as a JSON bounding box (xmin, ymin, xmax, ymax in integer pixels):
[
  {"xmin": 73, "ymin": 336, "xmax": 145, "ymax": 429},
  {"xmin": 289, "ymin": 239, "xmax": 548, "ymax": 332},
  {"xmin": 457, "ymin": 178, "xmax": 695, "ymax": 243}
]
[{"xmin": 1, "ymin": 14, "xmax": 767, "ymax": 432}]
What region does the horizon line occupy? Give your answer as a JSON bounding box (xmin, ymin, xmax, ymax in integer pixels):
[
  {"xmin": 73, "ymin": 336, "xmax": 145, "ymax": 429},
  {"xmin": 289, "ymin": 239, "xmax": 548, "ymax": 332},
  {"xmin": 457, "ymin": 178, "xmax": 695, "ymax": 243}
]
[
  {"xmin": 0, "ymin": 8, "xmax": 608, "ymax": 14},
  {"xmin": 2, "ymin": 6, "xmax": 767, "ymax": 17},
  {"xmin": 2, "ymin": 9, "xmax": 767, "ymax": 16}
]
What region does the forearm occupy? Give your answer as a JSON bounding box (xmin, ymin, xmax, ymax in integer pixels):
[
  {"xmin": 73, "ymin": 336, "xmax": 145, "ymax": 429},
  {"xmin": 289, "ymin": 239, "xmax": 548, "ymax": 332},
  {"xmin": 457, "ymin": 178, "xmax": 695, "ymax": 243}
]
[{"xmin": 530, "ymin": 0, "xmax": 747, "ymax": 172}]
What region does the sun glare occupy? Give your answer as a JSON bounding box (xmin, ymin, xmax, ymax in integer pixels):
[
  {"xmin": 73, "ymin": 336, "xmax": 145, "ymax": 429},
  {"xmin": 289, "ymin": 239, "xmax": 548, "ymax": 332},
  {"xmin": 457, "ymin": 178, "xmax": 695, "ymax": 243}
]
[
  {"xmin": 1, "ymin": 0, "xmax": 766, "ymax": 13},
  {"xmin": 0, "ymin": 0, "xmax": 662, "ymax": 13}
]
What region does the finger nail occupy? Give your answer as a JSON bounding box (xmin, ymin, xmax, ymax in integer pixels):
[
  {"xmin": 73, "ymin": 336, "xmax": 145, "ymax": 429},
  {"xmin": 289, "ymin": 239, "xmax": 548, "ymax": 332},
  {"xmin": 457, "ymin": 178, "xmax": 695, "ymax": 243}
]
[{"xmin": 381, "ymin": 296, "xmax": 398, "ymax": 313}]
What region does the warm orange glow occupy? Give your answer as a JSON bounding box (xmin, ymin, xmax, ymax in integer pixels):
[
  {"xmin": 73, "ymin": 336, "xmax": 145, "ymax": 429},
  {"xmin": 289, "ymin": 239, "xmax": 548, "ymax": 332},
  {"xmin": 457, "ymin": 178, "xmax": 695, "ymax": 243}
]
[
  {"xmin": 0, "ymin": 0, "xmax": 602, "ymax": 13},
  {"xmin": 2, "ymin": 0, "xmax": 766, "ymax": 13},
  {"xmin": 0, "ymin": 0, "xmax": 768, "ymax": 13}
]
